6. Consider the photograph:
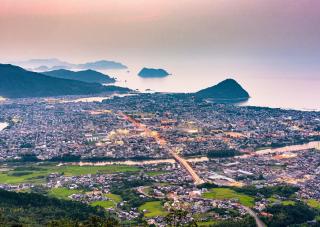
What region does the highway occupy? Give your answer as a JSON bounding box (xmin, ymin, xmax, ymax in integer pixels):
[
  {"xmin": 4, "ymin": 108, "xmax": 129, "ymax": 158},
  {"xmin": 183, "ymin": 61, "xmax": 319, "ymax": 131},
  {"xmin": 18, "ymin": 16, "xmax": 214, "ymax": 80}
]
[
  {"xmin": 170, "ymin": 152, "xmax": 204, "ymax": 185},
  {"xmin": 120, "ymin": 112, "xmax": 268, "ymax": 227},
  {"xmin": 119, "ymin": 112, "xmax": 204, "ymax": 185}
]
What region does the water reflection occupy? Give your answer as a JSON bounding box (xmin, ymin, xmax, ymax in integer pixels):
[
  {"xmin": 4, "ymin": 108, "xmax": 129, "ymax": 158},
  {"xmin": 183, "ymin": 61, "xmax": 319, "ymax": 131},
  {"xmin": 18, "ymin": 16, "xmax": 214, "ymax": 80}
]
[
  {"xmin": 0, "ymin": 122, "xmax": 8, "ymax": 131},
  {"xmin": 101, "ymin": 65, "xmax": 320, "ymax": 111}
]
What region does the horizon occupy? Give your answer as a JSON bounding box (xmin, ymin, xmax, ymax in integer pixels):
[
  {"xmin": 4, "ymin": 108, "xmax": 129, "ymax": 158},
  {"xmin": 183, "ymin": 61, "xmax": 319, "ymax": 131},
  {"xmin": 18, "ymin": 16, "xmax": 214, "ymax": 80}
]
[
  {"xmin": 1, "ymin": 0, "xmax": 320, "ymax": 78},
  {"xmin": 1, "ymin": 2, "xmax": 320, "ymax": 226}
]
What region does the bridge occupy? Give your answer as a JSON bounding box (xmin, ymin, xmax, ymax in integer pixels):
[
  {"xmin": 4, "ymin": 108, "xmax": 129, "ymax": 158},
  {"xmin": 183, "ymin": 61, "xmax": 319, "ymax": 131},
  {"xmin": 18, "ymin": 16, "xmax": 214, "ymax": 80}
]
[{"xmin": 171, "ymin": 152, "xmax": 204, "ymax": 185}]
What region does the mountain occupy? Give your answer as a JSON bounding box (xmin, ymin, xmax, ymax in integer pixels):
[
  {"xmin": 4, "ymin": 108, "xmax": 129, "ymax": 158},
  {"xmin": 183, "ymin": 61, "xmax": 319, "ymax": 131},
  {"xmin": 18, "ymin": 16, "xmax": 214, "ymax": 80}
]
[
  {"xmin": 77, "ymin": 60, "xmax": 127, "ymax": 70},
  {"xmin": 48, "ymin": 65, "xmax": 73, "ymax": 71},
  {"xmin": 42, "ymin": 69, "xmax": 116, "ymax": 84},
  {"xmin": 138, "ymin": 68, "xmax": 170, "ymax": 78},
  {"xmin": 11, "ymin": 58, "xmax": 73, "ymax": 69},
  {"xmin": 33, "ymin": 65, "xmax": 50, "ymax": 71},
  {"xmin": 0, "ymin": 64, "xmax": 130, "ymax": 98},
  {"xmin": 9, "ymin": 59, "xmax": 128, "ymax": 71},
  {"xmin": 195, "ymin": 79, "xmax": 249, "ymax": 101}
]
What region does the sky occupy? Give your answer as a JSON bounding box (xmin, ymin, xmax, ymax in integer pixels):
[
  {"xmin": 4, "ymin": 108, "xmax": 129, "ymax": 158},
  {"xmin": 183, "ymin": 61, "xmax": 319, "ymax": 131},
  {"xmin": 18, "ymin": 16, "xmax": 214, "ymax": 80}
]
[{"xmin": 1, "ymin": 0, "xmax": 320, "ymax": 74}]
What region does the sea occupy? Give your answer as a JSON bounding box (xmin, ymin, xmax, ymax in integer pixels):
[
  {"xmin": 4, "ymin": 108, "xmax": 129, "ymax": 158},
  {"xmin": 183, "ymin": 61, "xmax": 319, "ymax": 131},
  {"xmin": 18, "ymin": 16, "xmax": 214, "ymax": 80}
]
[{"xmin": 100, "ymin": 62, "xmax": 320, "ymax": 111}]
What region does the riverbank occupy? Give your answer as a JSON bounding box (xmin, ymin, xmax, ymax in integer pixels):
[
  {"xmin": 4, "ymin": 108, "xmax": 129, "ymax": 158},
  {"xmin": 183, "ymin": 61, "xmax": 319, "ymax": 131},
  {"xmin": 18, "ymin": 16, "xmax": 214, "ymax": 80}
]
[
  {"xmin": 59, "ymin": 156, "xmax": 209, "ymax": 167},
  {"xmin": 239, "ymin": 141, "xmax": 320, "ymax": 158}
]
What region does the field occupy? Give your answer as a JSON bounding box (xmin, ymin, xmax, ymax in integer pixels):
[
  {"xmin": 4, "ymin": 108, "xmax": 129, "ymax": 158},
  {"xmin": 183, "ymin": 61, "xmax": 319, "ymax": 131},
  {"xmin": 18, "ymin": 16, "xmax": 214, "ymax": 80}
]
[
  {"xmin": 146, "ymin": 171, "xmax": 168, "ymax": 177},
  {"xmin": 268, "ymin": 197, "xmax": 296, "ymax": 206},
  {"xmin": 202, "ymin": 188, "xmax": 255, "ymax": 207},
  {"xmin": 138, "ymin": 201, "xmax": 168, "ymax": 217},
  {"xmin": 307, "ymin": 199, "xmax": 320, "ymax": 209},
  {"xmin": 197, "ymin": 221, "xmax": 218, "ymax": 226},
  {"xmin": 105, "ymin": 193, "xmax": 122, "ymax": 203},
  {"xmin": 282, "ymin": 200, "xmax": 296, "ymax": 206},
  {"xmin": 57, "ymin": 165, "xmax": 140, "ymax": 176},
  {"xmin": 90, "ymin": 193, "xmax": 122, "ymax": 209},
  {"xmin": 194, "ymin": 213, "xmax": 218, "ymax": 226},
  {"xmin": 48, "ymin": 188, "xmax": 123, "ymax": 207},
  {"xmin": 0, "ymin": 167, "xmax": 52, "ymax": 184},
  {"xmin": 49, "ymin": 188, "xmax": 83, "ymax": 200},
  {"xmin": 91, "ymin": 200, "xmax": 115, "ymax": 209},
  {"xmin": 0, "ymin": 163, "xmax": 140, "ymax": 184}
]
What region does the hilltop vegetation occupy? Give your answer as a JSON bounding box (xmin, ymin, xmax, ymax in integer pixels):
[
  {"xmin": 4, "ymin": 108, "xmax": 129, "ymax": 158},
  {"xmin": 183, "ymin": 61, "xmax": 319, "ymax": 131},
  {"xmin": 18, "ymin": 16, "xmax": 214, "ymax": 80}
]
[
  {"xmin": 233, "ymin": 184, "xmax": 300, "ymax": 198},
  {"xmin": 138, "ymin": 67, "xmax": 170, "ymax": 78},
  {"xmin": 42, "ymin": 69, "xmax": 116, "ymax": 84},
  {"xmin": 0, "ymin": 189, "xmax": 110, "ymax": 226},
  {"xmin": 196, "ymin": 78, "xmax": 249, "ymax": 101},
  {"xmin": 0, "ymin": 64, "xmax": 130, "ymax": 98},
  {"xmin": 262, "ymin": 202, "xmax": 316, "ymax": 227}
]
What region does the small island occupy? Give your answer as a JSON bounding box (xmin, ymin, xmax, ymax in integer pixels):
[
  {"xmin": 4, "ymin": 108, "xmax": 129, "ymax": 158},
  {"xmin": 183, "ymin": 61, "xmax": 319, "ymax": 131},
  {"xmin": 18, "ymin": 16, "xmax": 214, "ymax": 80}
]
[{"xmin": 138, "ymin": 68, "xmax": 170, "ymax": 78}]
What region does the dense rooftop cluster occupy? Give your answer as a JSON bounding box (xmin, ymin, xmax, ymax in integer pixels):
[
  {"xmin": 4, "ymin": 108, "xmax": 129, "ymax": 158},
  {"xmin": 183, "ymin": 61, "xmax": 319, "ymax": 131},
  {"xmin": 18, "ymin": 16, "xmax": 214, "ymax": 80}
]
[{"xmin": 0, "ymin": 93, "xmax": 320, "ymax": 226}]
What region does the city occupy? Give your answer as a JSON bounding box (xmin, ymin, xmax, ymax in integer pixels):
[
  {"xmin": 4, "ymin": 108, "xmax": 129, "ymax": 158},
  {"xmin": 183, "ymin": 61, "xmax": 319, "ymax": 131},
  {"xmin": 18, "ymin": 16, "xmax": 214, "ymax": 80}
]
[
  {"xmin": 1, "ymin": 1, "xmax": 320, "ymax": 226},
  {"xmin": 1, "ymin": 93, "xmax": 320, "ymax": 226}
]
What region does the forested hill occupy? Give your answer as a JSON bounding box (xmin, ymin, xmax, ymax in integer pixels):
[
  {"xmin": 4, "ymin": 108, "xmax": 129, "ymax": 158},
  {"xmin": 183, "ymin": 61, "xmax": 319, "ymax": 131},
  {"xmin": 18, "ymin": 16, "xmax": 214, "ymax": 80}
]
[
  {"xmin": 0, "ymin": 64, "xmax": 130, "ymax": 98},
  {"xmin": 42, "ymin": 69, "xmax": 116, "ymax": 84},
  {"xmin": 0, "ymin": 189, "xmax": 116, "ymax": 226},
  {"xmin": 196, "ymin": 78, "xmax": 249, "ymax": 100}
]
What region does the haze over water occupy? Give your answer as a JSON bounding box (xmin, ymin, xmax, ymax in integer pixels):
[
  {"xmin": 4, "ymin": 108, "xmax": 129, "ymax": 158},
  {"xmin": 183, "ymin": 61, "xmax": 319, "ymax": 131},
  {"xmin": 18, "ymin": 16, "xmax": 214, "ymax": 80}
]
[
  {"xmin": 1, "ymin": 0, "xmax": 320, "ymax": 111},
  {"xmin": 103, "ymin": 59, "xmax": 320, "ymax": 111}
]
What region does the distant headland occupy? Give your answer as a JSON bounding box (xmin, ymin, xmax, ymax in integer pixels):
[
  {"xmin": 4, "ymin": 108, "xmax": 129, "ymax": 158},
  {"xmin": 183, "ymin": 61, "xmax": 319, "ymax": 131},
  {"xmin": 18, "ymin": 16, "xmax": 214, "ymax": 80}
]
[
  {"xmin": 0, "ymin": 62, "xmax": 248, "ymax": 102},
  {"xmin": 0, "ymin": 64, "xmax": 130, "ymax": 98},
  {"xmin": 42, "ymin": 69, "xmax": 116, "ymax": 84},
  {"xmin": 9, "ymin": 58, "xmax": 128, "ymax": 71},
  {"xmin": 195, "ymin": 78, "xmax": 249, "ymax": 101}
]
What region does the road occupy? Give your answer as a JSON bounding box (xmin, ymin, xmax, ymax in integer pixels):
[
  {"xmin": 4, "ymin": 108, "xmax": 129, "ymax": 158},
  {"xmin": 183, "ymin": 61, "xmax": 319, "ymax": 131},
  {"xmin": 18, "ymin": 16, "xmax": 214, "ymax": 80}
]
[
  {"xmin": 170, "ymin": 152, "xmax": 204, "ymax": 185},
  {"xmin": 120, "ymin": 112, "xmax": 270, "ymax": 226},
  {"xmin": 136, "ymin": 186, "xmax": 165, "ymax": 199},
  {"xmin": 241, "ymin": 206, "xmax": 266, "ymax": 227},
  {"xmin": 120, "ymin": 112, "xmax": 267, "ymax": 226},
  {"xmin": 119, "ymin": 112, "xmax": 204, "ymax": 185}
]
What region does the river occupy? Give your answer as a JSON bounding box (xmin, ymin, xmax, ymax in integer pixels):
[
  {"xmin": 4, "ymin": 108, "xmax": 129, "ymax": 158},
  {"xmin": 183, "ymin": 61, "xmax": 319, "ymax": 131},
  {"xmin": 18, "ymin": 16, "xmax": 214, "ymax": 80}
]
[
  {"xmin": 64, "ymin": 141, "xmax": 320, "ymax": 166},
  {"xmin": 59, "ymin": 93, "xmax": 136, "ymax": 103},
  {"xmin": 0, "ymin": 122, "xmax": 8, "ymax": 131},
  {"xmin": 61, "ymin": 156, "xmax": 209, "ymax": 167},
  {"xmin": 240, "ymin": 141, "xmax": 320, "ymax": 158}
]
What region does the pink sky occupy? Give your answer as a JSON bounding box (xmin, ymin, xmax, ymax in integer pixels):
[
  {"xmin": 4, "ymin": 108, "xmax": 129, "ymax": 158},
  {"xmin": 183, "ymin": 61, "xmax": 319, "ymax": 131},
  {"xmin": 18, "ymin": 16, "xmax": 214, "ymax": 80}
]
[{"xmin": 1, "ymin": 0, "xmax": 320, "ymax": 65}]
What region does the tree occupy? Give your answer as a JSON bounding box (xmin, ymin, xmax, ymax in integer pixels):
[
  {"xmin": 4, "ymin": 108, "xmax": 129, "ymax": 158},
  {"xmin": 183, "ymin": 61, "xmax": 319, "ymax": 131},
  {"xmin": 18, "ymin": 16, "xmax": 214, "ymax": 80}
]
[{"xmin": 263, "ymin": 202, "xmax": 316, "ymax": 227}]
